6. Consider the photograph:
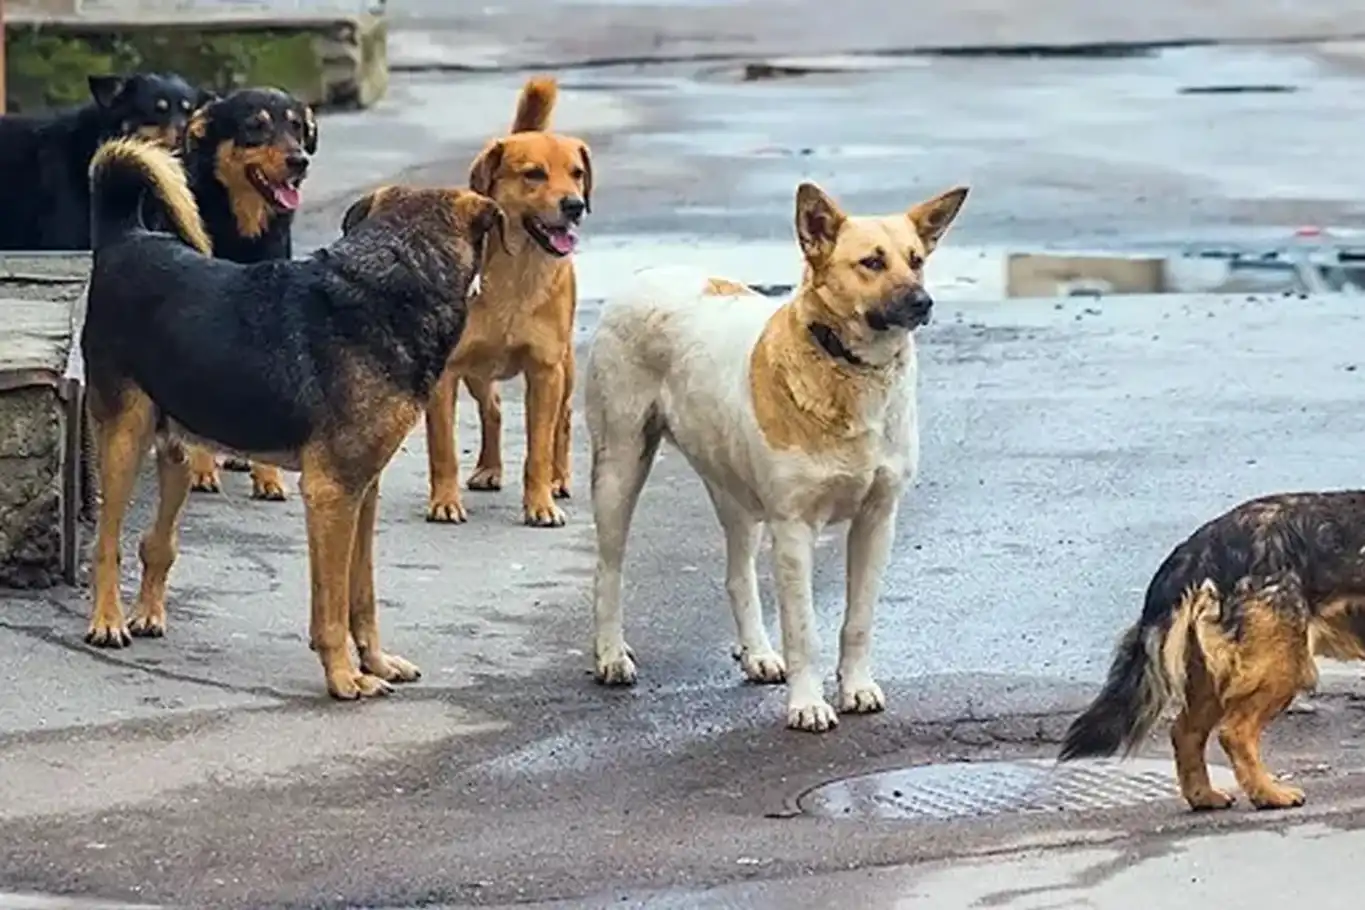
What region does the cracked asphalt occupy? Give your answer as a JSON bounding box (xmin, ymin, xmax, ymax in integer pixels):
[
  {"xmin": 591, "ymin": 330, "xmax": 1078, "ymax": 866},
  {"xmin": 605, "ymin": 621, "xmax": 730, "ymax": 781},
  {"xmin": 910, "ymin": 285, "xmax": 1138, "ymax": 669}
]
[{"xmin": 8, "ymin": 2, "xmax": 1365, "ymax": 907}]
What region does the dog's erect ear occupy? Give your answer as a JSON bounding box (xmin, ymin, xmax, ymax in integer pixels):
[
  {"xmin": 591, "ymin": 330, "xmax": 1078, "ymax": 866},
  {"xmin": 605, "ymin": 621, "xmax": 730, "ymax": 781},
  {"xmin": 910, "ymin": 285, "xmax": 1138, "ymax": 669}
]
[
  {"xmin": 341, "ymin": 189, "xmax": 381, "ymax": 235},
  {"xmin": 456, "ymin": 191, "xmax": 510, "ymax": 256},
  {"xmin": 468, "ymin": 140, "xmax": 505, "ymax": 198},
  {"xmin": 577, "ymin": 142, "xmax": 594, "ymax": 214},
  {"xmin": 302, "ymin": 106, "xmax": 319, "ymax": 155},
  {"xmin": 88, "ymin": 75, "xmax": 127, "ymax": 110},
  {"xmin": 794, "ymin": 182, "xmax": 846, "ymax": 265},
  {"xmin": 906, "ymin": 186, "xmax": 969, "ymax": 253}
]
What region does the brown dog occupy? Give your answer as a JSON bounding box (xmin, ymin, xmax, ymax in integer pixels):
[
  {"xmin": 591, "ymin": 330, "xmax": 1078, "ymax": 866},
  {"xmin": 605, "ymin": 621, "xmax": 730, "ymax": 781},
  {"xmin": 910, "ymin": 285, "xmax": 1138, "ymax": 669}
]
[
  {"xmin": 82, "ymin": 137, "xmax": 499, "ymax": 698},
  {"xmin": 1058, "ymin": 491, "xmax": 1365, "ymax": 811},
  {"xmin": 424, "ymin": 75, "xmax": 591, "ymax": 527}
]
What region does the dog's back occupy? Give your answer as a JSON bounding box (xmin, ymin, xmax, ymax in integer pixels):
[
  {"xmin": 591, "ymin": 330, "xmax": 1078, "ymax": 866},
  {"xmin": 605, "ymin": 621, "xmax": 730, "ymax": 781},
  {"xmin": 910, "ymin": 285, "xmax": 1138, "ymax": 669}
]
[{"xmin": 586, "ymin": 267, "xmax": 782, "ymax": 494}]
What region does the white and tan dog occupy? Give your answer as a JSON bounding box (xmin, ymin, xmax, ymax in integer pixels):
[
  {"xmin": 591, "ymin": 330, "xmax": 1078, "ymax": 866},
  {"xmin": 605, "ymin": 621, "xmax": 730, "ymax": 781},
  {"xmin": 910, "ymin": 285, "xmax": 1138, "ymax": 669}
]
[{"xmin": 584, "ymin": 181, "xmax": 969, "ymax": 732}]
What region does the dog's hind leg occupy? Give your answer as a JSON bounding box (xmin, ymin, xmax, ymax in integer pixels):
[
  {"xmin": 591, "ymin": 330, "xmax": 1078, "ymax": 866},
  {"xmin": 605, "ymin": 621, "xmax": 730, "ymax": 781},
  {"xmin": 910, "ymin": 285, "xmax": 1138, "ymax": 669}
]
[
  {"xmin": 425, "ymin": 368, "xmax": 468, "ymax": 523},
  {"xmin": 703, "ymin": 480, "xmax": 783, "ymax": 684},
  {"xmin": 300, "ymin": 454, "xmax": 390, "ymax": 700},
  {"xmin": 837, "ymin": 490, "xmax": 899, "ymax": 715},
  {"xmin": 249, "ymin": 462, "xmax": 289, "ymax": 501},
  {"xmin": 1215, "ymin": 585, "xmax": 1313, "ymax": 809},
  {"xmin": 187, "ymin": 445, "xmax": 222, "ymax": 493},
  {"xmin": 588, "ymin": 404, "xmax": 662, "ymax": 686},
  {"xmin": 349, "ymin": 479, "xmax": 421, "ymax": 685},
  {"xmin": 128, "ymin": 440, "xmax": 193, "ymax": 639},
  {"xmin": 551, "ymin": 342, "xmax": 575, "ymax": 500},
  {"xmin": 86, "ymin": 389, "xmax": 156, "ymax": 648},
  {"xmin": 1171, "ymin": 660, "xmax": 1235, "ymax": 811},
  {"xmin": 771, "ymin": 519, "xmax": 838, "ymax": 732},
  {"xmin": 464, "ymin": 375, "xmax": 504, "ymax": 492}
]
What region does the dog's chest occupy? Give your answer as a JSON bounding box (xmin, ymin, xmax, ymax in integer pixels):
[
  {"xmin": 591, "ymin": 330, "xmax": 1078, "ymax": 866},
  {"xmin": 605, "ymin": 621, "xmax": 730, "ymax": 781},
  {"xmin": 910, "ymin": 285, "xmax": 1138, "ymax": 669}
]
[{"xmin": 777, "ymin": 425, "xmax": 911, "ymax": 524}]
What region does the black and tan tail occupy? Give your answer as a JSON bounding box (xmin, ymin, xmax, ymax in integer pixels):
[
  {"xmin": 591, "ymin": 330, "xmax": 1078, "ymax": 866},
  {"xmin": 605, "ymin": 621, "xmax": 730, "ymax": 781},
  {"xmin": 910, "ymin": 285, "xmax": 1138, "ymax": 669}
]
[
  {"xmin": 1058, "ymin": 579, "xmax": 1219, "ymax": 762},
  {"xmin": 88, "ymin": 137, "xmax": 212, "ymax": 256},
  {"xmin": 511, "ymin": 76, "xmax": 558, "ymax": 134}
]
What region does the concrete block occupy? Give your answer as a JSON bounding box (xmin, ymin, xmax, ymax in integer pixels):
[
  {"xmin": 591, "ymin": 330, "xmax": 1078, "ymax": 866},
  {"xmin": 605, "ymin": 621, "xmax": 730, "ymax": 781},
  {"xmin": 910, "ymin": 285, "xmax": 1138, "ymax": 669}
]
[{"xmin": 1006, "ymin": 252, "xmax": 1167, "ymax": 298}]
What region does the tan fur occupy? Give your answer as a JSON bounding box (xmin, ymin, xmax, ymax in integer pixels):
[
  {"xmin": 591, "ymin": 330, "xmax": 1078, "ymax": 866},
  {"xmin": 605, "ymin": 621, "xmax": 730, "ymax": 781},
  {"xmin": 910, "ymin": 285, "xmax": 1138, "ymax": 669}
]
[
  {"xmin": 702, "ymin": 277, "xmax": 758, "ymax": 296},
  {"xmin": 749, "ymin": 183, "xmax": 968, "ymax": 455},
  {"xmin": 89, "ymin": 138, "xmax": 212, "ymax": 255},
  {"xmin": 213, "ymin": 138, "xmax": 290, "ymax": 240},
  {"xmin": 425, "ymin": 75, "xmax": 593, "ymax": 527}
]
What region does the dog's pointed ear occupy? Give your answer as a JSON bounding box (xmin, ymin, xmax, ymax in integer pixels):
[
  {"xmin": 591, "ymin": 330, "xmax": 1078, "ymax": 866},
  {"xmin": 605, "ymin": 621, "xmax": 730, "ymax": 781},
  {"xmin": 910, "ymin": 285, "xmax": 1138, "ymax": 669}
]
[
  {"xmin": 341, "ymin": 188, "xmax": 384, "ymax": 235},
  {"xmin": 88, "ymin": 74, "xmax": 127, "ymax": 110},
  {"xmin": 577, "ymin": 141, "xmax": 594, "ymax": 214},
  {"xmin": 906, "ymin": 186, "xmax": 969, "ymax": 253},
  {"xmin": 302, "ymin": 105, "xmax": 319, "ymax": 155},
  {"xmin": 183, "ymin": 100, "xmax": 214, "ymax": 157},
  {"xmin": 468, "ymin": 140, "xmax": 505, "ymax": 198},
  {"xmin": 795, "ymin": 182, "xmax": 846, "ymax": 265},
  {"xmin": 455, "ymin": 191, "xmax": 510, "ymax": 256}
]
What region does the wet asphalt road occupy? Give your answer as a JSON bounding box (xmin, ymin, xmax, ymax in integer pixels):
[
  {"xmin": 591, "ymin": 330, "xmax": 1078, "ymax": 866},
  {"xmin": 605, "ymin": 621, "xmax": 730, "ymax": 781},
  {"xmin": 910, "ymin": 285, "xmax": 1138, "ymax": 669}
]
[{"xmin": 6, "ymin": 34, "xmax": 1365, "ymax": 910}]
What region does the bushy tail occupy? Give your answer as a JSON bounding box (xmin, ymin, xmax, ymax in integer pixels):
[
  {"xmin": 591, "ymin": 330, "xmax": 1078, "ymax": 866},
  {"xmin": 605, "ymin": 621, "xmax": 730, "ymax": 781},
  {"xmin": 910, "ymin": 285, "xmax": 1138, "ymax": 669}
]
[
  {"xmin": 511, "ymin": 76, "xmax": 558, "ymax": 133},
  {"xmin": 1058, "ymin": 579, "xmax": 1218, "ymax": 761},
  {"xmin": 88, "ymin": 137, "xmax": 212, "ymax": 255}
]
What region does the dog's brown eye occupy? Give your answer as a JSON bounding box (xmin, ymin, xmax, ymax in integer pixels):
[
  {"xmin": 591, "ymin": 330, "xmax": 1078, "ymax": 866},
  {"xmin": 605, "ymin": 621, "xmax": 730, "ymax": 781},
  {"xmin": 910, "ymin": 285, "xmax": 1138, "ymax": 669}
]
[
  {"xmin": 524, "ymin": 167, "xmax": 548, "ymax": 181},
  {"xmin": 907, "ymin": 252, "xmax": 925, "ymax": 270},
  {"xmin": 859, "ymin": 254, "xmax": 886, "ymax": 272},
  {"xmin": 570, "ymin": 167, "xmax": 585, "ymax": 180}
]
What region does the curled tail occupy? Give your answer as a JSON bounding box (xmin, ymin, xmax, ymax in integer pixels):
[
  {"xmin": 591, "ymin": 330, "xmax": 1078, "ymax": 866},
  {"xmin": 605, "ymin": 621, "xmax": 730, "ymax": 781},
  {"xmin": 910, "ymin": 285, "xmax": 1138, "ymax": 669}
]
[
  {"xmin": 1058, "ymin": 578, "xmax": 1219, "ymax": 761},
  {"xmin": 511, "ymin": 76, "xmax": 558, "ymax": 133},
  {"xmin": 88, "ymin": 137, "xmax": 212, "ymax": 255}
]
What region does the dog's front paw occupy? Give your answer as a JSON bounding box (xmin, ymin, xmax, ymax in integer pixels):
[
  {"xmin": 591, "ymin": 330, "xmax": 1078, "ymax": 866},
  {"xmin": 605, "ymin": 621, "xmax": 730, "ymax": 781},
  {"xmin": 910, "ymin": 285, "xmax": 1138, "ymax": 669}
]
[
  {"xmin": 427, "ymin": 494, "xmax": 468, "ymax": 524},
  {"xmin": 250, "ymin": 467, "xmax": 288, "ymax": 501},
  {"xmin": 360, "ymin": 650, "xmax": 423, "ymax": 684},
  {"xmin": 189, "ymin": 468, "xmax": 222, "ymax": 493},
  {"xmin": 551, "ymin": 476, "xmax": 571, "ymax": 500},
  {"xmin": 524, "ymin": 498, "xmax": 566, "ymax": 528},
  {"xmin": 466, "ymin": 465, "xmax": 503, "ymax": 492},
  {"xmin": 127, "ymin": 604, "xmax": 167, "ymax": 638},
  {"xmin": 85, "ymin": 612, "xmax": 132, "ymax": 648},
  {"xmin": 595, "ymin": 642, "xmax": 638, "ymax": 686},
  {"xmin": 838, "ymin": 676, "xmax": 887, "ymax": 714},
  {"xmin": 787, "ymin": 698, "xmax": 839, "ymax": 733},
  {"xmin": 735, "ymin": 646, "xmax": 786, "ymax": 684},
  {"xmin": 1185, "ymin": 787, "xmax": 1236, "ymax": 812},
  {"xmin": 326, "ymin": 669, "xmax": 394, "ymax": 700},
  {"xmin": 1248, "ymin": 781, "xmax": 1306, "ymax": 811}
]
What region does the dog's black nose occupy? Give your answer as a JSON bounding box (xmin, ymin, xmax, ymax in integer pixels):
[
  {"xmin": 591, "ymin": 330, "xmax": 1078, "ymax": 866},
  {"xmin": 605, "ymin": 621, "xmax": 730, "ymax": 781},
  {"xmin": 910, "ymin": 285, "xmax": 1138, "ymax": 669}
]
[
  {"xmin": 559, "ymin": 195, "xmax": 587, "ymax": 221},
  {"xmin": 286, "ymin": 152, "xmax": 310, "ymax": 176},
  {"xmin": 906, "ymin": 286, "xmax": 933, "ymax": 316}
]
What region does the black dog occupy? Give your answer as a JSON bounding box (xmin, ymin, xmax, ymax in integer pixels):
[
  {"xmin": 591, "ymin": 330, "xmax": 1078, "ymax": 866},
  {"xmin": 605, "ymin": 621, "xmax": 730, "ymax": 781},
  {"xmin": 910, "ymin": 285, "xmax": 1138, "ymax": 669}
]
[
  {"xmin": 165, "ymin": 86, "xmax": 319, "ymax": 497},
  {"xmin": 0, "ymin": 72, "xmax": 206, "ymax": 250},
  {"xmin": 81, "ymin": 137, "xmax": 502, "ymax": 700}
]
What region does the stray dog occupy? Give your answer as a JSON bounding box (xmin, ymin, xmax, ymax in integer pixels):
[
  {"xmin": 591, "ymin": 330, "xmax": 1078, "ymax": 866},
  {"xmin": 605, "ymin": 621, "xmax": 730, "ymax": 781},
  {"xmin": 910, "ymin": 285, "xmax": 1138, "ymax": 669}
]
[
  {"xmin": 424, "ymin": 75, "xmax": 590, "ymax": 527},
  {"xmin": 173, "ymin": 87, "xmax": 320, "ymax": 501},
  {"xmin": 0, "ymin": 72, "xmax": 205, "ymax": 250},
  {"xmin": 81, "ymin": 137, "xmax": 501, "ymax": 698},
  {"xmin": 584, "ymin": 181, "xmax": 968, "ymax": 731},
  {"xmin": 1057, "ymin": 491, "xmax": 1365, "ymax": 811}
]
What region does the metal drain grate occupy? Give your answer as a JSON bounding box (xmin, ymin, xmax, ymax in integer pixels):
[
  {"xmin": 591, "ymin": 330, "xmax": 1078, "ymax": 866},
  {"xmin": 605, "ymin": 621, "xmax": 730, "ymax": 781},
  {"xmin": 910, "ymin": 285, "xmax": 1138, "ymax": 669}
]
[{"xmin": 799, "ymin": 759, "xmax": 1239, "ymax": 821}]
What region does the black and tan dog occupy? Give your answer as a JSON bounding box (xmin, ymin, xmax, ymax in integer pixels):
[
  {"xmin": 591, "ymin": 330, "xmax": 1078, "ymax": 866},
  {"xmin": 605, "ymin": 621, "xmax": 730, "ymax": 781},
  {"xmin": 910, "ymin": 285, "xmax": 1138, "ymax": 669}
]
[
  {"xmin": 1059, "ymin": 491, "xmax": 1365, "ymax": 811},
  {"xmin": 0, "ymin": 72, "xmax": 206, "ymax": 250},
  {"xmin": 172, "ymin": 87, "xmax": 320, "ymax": 501},
  {"xmin": 82, "ymin": 137, "xmax": 502, "ymax": 699}
]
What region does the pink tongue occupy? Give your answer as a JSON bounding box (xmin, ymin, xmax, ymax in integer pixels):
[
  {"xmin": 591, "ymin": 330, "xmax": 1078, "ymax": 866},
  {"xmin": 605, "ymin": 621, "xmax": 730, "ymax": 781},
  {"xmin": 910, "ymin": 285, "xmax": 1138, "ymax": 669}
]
[
  {"xmin": 272, "ymin": 185, "xmax": 302, "ymax": 211},
  {"xmin": 547, "ymin": 229, "xmax": 578, "ymax": 255}
]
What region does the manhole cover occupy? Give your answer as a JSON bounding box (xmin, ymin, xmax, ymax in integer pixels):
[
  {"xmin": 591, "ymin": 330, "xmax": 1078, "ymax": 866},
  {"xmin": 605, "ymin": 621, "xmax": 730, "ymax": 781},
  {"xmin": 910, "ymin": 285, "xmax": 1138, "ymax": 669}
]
[{"xmin": 799, "ymin": 759, "xmax": 1239, "ymax": 821}]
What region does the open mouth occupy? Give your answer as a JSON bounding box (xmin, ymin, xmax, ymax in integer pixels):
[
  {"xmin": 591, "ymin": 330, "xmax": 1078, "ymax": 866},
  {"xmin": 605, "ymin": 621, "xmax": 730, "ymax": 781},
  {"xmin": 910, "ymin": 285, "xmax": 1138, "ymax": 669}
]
[
  {"xmin": 246, "ymin": 164, "xmax": 304, "ymax": 213},
  {"xmin": 523, "ymin": 215, "xmax": 579, "ymax": 257}
]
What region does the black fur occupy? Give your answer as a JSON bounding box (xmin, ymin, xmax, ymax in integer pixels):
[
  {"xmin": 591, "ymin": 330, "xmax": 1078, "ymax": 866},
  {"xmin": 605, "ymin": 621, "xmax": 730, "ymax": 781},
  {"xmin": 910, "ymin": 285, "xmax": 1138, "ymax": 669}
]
[{"xmin": 0, "ymin": 72, "xmax": 206, "ymax": 250}]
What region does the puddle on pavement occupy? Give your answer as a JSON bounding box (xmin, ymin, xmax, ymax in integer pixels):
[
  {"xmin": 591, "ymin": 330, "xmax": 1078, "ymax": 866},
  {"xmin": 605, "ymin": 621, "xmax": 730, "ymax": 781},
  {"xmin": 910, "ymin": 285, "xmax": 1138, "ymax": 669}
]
[{"xmin": 800, "ymin": 758, "xmax": 1239, "ymax": 821}]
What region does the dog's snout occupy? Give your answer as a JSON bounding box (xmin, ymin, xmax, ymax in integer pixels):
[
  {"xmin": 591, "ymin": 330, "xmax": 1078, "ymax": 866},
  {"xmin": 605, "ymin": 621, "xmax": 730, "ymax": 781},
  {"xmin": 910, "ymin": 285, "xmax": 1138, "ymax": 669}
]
[
  {"xmin": 286, "ymin": 151, "xmax": 310, "ymax": 176},
  {"xmin": 559, "ymin": 195, "xmax": 587, "ymax": 221},
  {"xmin": 906, "ymin": 285, "xmax": 934, "ymax": 315}
]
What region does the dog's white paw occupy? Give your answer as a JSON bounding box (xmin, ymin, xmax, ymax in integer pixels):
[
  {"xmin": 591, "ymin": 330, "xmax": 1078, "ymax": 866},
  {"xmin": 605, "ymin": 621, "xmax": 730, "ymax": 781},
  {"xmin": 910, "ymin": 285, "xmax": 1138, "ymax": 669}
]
[
  {"xmin": 787, "ymin": 699, "xmax": 839, "ymax": 733},
  {"xmin": 838, "ymin": 678, "xmax": 886, "ymax": 714},
  {"xmin": 737, "ymin": 647, "xmax": 786, "ymax": 684},
  {"xmin": 595, "ymin": 642, "xmax": 638, "ymax": 686}
]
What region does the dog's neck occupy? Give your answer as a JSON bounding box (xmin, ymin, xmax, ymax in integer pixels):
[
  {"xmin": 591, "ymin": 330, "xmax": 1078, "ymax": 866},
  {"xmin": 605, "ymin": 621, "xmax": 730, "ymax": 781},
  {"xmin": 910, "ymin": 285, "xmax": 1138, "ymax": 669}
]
[{"xmin": 474, "ymin": 228, "xmax": 572, "ymax": 302}]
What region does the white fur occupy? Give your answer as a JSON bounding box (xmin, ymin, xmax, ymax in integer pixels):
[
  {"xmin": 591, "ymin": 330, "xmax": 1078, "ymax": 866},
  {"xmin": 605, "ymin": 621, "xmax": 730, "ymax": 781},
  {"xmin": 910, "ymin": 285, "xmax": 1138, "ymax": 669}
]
[{"xmin": 584, "ymin": 265, "xmax": 920, "ymax": 732}]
